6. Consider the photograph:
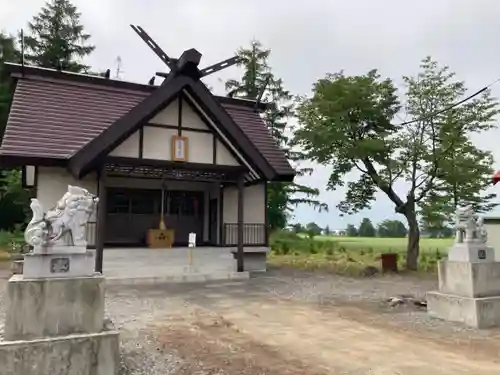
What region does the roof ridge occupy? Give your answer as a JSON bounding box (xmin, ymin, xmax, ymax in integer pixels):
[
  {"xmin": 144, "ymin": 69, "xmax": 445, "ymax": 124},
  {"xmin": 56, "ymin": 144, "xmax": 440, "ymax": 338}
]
[{"xmin": 14, "ymin": 74, "xmax": 152, "ymax": 97}]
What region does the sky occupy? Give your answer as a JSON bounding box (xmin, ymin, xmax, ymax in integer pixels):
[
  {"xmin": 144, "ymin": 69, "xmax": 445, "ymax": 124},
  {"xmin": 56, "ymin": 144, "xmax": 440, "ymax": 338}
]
[{"xmin": 2, "ymin": 0, "xmax": 500, "ymax": 229}]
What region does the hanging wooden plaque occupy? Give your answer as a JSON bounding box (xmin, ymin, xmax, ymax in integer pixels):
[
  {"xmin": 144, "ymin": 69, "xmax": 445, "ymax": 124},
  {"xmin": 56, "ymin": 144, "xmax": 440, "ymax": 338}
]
[{"xmin": 171, "ymin": 135, "xmax": 189, "ymax": 161}]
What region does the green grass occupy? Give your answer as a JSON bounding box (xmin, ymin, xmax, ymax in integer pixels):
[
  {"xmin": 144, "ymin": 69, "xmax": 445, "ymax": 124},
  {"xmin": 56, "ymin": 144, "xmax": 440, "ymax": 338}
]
[
  {"xmin": 311, "ymin": 235, "xmax": 453, "ymax": 253},
  {"xmin": 270, "ymin": 232, "xmax": 450, "ymax": 276}
]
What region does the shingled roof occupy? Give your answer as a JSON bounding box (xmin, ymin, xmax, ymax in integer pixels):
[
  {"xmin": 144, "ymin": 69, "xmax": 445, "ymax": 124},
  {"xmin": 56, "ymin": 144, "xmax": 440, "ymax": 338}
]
[{"xmin": 0, "ymin": 64, "xmax": 295, "ymax": 182}]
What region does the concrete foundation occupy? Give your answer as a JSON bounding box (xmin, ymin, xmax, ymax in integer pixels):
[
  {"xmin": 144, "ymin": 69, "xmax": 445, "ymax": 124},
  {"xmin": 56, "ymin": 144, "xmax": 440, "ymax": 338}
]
[
  {"xmin": 427, "ymin": 291, "xmax": 500, "ymax": 328},
  {"xmin": 0, "ymin": 330, "xmax": 120, "ymax": 375},
  {"xmin": 5, "ymin": 274, "xmax": 105, "ymax": 341},
  {"xmin": 231, "ymin": 247, "xmax": 269, "ymax": 272},
  {"xmin": 437, "ymin": 261, "xmax": 500, "ymax": 297},
  {"xmin": 427, "ymin": 260, "xmax": 500, "ymax": 328}
]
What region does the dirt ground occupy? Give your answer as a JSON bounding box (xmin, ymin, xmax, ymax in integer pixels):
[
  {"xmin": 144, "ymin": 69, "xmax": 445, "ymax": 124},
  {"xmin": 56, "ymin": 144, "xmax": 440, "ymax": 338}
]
[
  {"xmin": 3, "ymin": 268, "xmax": 500, "ymax": 374},
  {"xmin": 113, "ymin": 269, "xmax": 500, "ymax": 375}
]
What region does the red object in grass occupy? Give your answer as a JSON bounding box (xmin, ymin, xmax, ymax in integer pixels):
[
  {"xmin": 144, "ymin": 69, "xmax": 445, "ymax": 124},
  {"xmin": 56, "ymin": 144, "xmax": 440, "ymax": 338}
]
[
  {"xmin": 492, "ymin": 171, "xmax": 500, "ymax": 185},
  {"xmin": 381, "ymin": 253, "xmax": 398, "ymax": 273}
]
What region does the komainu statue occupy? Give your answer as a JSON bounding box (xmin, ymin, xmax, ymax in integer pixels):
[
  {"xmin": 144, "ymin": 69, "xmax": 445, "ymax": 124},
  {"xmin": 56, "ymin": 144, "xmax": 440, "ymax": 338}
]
[
  {"xmin": 454, "ymin": 205, "xmax": 487, "ymax": 244},
  {"xmin": 24, "ymin": 185, "xmax": 99, "ymax": 253}
]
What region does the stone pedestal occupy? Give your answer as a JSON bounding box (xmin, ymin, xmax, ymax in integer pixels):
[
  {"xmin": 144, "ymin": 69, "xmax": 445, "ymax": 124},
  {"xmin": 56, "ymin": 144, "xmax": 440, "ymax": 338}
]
[
  {"xmin": 5, "ymin": 275, "xmax": 105, "ymax": 341},
  {"xmin": 427, "ymin": 259, "xmax": 500, "ymax": 328},
  {"xmin": 0, "ymin": 273, "xmax": 120, "ymax": 374},
  {"xmin": 1, "ymin": 265, "xmax": 119, "ymax": 374},
  {"xmin": 23, "ymin": 250, "xmax": 95, "ymax": 279}
]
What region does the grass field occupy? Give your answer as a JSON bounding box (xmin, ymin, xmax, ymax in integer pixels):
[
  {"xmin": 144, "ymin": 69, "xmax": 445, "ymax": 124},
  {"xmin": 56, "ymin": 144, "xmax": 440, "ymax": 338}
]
[
  {"xmin": 270, "ymin": 233, "xmax": 453, "ymax": 275},
  {"xmin": 312, "ymin": 235, "xmax": 454, "ymax": 253}
]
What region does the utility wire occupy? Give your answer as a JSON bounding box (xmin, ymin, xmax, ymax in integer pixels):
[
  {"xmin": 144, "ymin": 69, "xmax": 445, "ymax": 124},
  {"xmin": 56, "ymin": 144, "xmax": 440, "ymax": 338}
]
[{"xmin": 395, "ymin": 77, "xmax": 500, "ymax": 126}]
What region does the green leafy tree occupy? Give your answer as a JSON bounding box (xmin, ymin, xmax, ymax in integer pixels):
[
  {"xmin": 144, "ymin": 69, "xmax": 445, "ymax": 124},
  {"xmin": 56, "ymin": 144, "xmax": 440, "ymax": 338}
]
[
  {"xmin": 305, "ymin": 222, "xmax": 322, "ymax": 239},
  {"xmin": 346, "ymin": 224, "xmax": 358, "ymax": 237},
  {"xmin": 294, "ymin": 57, "xmax": 498, "ymax": 270},
  {"xmin": 419, "ymin": 142, "xmax": 496, "ymax": 230},
  {"xmin": 226, "ymin": 40, "xmax": 327, "ymax": 232},
  {"xmin": 324, "ymin": 225, "xmax": 330, "ymax": 235},
  {"xmin": 377, "ymin": 220, "xmax": 407, "ymax": 238},
  {"xmin": 23, "ymin": 0, "xmax": 95, "ymax": 72},
  {"xmin": 291, "ymin": 223, "xmax": 304, "ymax": 233},
  {"xmin": 0, "ymin": 170, "xmax": 31, "ymax": 230},
  {"xmin": 358, "ymin": 218, "xmax": 376, "ymax": 237}
]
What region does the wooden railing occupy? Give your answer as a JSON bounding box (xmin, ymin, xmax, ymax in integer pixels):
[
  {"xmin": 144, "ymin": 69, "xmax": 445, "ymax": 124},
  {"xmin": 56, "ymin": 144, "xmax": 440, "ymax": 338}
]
[
  {"xmin": 222, "ymin": 223, "xmax": 266, "ymax": 246},
  {"xmin": 86, "ymin": 221, "xmax": 97, "ymax": 248}
]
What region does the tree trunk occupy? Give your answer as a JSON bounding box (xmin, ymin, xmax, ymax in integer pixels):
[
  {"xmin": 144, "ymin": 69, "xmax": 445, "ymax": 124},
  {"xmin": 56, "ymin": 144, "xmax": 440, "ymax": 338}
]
[{"xmin": 404, "ymin": 205, "xmax": 420, "ymax": 271}]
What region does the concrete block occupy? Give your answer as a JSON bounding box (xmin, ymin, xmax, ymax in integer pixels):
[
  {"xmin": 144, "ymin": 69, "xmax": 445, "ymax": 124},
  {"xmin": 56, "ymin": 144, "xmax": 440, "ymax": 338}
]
[
  {"xmin": 105, "ymin": 271, "xmax": 250, "ymax": 286},
  {"xmin": 5, "ymin": 274, "xmax": 105, "ymax": 341},
  {"xmin": 438, "ymin": 261, "xmax": 500, "ymax": 298},
  {"xmin": 23, "ymin": 251, "xmax": 95, "ymax": 279},
  {"xmin": 427, "ymin": 291, "xmax": 500, "ymax": 329},
  {"xmin": 0, "ymin": 330, "xmax": 119, "ymax": 375},
  {"xmin": 447, "ymin": 242, "xmax": 495, "ymax": 262},
  {"xmin": 231, "ymin": 248, "xmax": 269, "ymax": 272}
]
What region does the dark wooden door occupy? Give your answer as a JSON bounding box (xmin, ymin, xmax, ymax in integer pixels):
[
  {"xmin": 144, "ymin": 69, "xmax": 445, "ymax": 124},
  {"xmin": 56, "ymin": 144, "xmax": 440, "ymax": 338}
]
[
  {"xmin": 208, "ymin": 198, "xmax": 218, "ymax": 245},
  {"xmin": 105, "ymin": 188, "xmax": 204, "ymax": 246}
]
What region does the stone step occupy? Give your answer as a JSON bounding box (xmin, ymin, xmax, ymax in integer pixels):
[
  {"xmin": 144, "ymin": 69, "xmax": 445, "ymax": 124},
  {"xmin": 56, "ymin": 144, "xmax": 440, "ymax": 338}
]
[
  {"xmin": 105, "ymin": 271, "xmax": 250, "ymax": 286},
  {"xmin": 104, "ymin": 264, "xmax": 238, "ymax": 276}
]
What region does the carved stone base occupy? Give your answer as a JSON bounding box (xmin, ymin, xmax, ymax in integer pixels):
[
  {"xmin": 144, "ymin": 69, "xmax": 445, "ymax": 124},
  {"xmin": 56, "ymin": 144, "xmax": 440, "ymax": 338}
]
[
  {"xmin": 5, "ymin": 274, "xmax": 105, "ymax": 341},
  {"xmin": 23, "ymin": 250, "xmax": 95, "ymax": 279},
  {"xmin": 447, "ymin": 242, "xmax": 495, "ymax": 263},
  {"xmin": 0, "ymin": 330, "xmax": 119, "ymax": 375}
]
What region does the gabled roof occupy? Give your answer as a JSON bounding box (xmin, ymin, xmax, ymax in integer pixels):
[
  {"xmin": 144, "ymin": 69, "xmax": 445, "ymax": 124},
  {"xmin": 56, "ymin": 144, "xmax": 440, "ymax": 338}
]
[{"xmin": 0, "ymin": 63, "xmax": 295, "ymax": 182}]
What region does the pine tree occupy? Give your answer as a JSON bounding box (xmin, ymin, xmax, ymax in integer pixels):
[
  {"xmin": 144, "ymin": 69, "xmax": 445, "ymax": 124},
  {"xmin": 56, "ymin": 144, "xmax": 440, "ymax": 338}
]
[
  {"xmin": 226, "ymin": 40, "xmax": 327, "ymax": 231},
  {"xmin": 0, "ymin": 33, "xmax": 20, "ymax": 135},
  {"xmin": 23, "ymin": 0, "xmax": 95, "ymax": 72}
]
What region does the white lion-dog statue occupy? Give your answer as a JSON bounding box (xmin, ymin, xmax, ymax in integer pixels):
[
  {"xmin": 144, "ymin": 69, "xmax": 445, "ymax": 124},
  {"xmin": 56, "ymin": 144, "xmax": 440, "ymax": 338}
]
[
  {"xmin": 455, "ymin": 205, "xmax": 487, "ymax": 244},
  {"xmin": 24, "ymin": 185, "xmax": 99, "ymax": 253}
]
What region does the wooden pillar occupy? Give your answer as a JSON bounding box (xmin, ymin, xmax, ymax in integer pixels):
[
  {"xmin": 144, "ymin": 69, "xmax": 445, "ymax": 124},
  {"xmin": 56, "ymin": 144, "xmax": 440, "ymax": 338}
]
[
  {"xmin": 95, "ymin": 174, "xmax": 107, "ymax": 273},
  {"xmin": 264, "ymin": 181, "xmax": 269, "ymax": 247},
  {"xmin": 237, "ymin": 174, "xmax": 244, "ymax": 272}
]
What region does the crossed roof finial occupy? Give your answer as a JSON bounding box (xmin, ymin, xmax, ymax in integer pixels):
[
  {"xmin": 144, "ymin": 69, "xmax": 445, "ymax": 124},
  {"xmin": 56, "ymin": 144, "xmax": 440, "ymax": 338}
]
[{"xmin": 130, "ymin": 24, "xmax": 240, "ymax": 83}]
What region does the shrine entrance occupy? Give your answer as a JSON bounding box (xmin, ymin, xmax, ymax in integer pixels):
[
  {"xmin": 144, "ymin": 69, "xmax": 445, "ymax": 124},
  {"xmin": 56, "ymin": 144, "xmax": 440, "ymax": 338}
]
[{"xmin": 105, "ymin": 188, "xmax": 205, "ymax": 246}]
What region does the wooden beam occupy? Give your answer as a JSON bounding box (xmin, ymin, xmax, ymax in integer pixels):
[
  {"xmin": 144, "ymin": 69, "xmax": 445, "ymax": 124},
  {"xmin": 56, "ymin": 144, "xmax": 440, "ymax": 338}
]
[
  {"xmin": 264, "ymin": 181, "xmax": 269, "ymax": 247},
  {"xmin": 178, "ymin": 93, "xmax": 183, "ymax": 136},
  {"xmin": 219, "ymin": 183, "xmax": 224, "ymax": 246},
  {"xmin": 95, "ymin": 173, "xmax": 107, "ymax": 273},
  {"xmin": 131, "ymin": 25, "xmax": 176, "ymax": 71},
  {"xmin": 237, "ymin": 173, "xmax": 244, "ymax": 272}
]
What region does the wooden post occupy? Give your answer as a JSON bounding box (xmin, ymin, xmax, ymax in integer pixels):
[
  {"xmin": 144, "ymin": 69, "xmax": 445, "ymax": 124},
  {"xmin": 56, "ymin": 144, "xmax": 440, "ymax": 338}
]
[
  {"xmin": 95, "ymin": 174, "xmax": 107, "ymax": 273},
  {"xmin": 237, "ymin": 174, "xmax": 244, "ymax": 272},
  {"xmin": 264, "ymin": 181, "xmax": 269, "ymax": 247}
]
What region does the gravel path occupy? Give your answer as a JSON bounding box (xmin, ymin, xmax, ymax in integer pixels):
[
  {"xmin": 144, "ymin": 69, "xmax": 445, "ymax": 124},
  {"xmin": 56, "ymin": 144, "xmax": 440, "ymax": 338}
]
[{"xmin": 1, "ymin": 268, "xmax": 499, "ymax": 374}]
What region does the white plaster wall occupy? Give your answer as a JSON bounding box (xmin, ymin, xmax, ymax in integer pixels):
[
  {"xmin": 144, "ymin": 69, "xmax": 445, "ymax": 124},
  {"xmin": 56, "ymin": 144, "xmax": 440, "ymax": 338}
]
[
  {"xmin": 104, "ymin": 95, "xmax": 242, "ymax": 168},
  {"xmin": 142, "ymin": 126, "xmax": 176, "ymax": 160},
  {"xmin": 223, "ymin": 183, "xmax": 266, "ymax": 224},
  {"xmin": 485, "ymin": 221, "xmax": 500, "ymax": 260},
  {"xmin": 182, "ymin": 100, "xmax": 207, "ymax": 129},
  {"xmin": 183, "ymin": 130, "xmax": 213, "ymax": 164},
  {"xmin": 150, "ymin": 98, "xmax": 178, "ymax": 125},
  {"xmin": 109, "ymin": 130, "xmax": 139, "ymax": 158},
  {"xmin": 216, "ymin": 139, "xmax": 239, "ymax": 166}
]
